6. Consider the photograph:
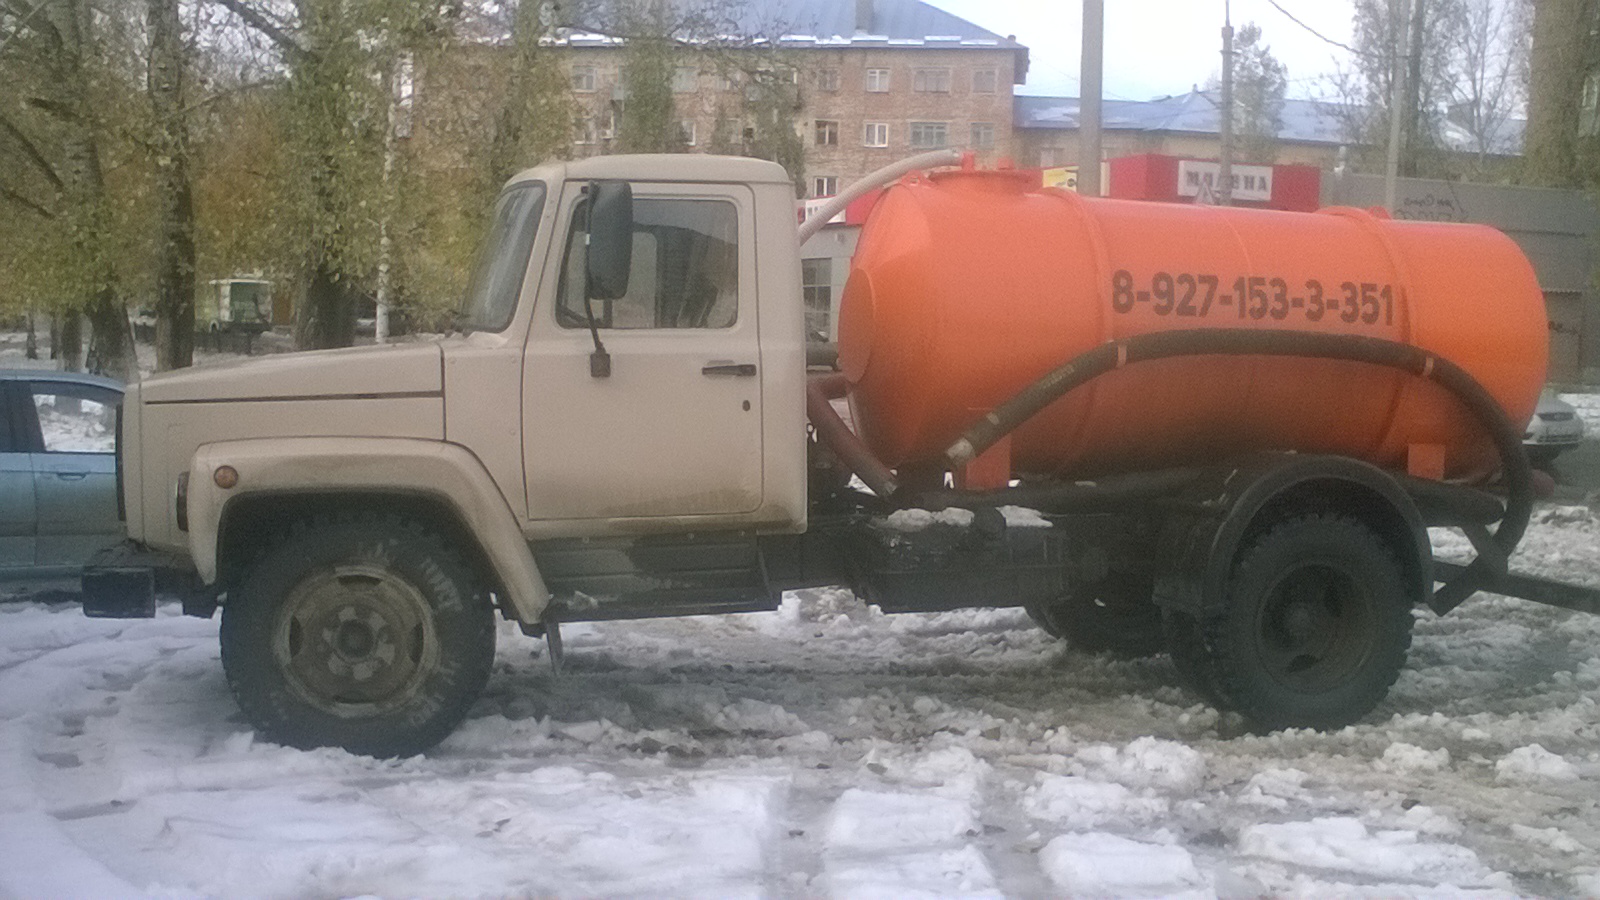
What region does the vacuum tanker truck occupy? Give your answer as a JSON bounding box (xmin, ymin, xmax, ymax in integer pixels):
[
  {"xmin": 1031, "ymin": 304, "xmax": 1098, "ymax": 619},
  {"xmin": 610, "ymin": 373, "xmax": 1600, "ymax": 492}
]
[{"xmin": 82, "ymin": 151, "xmax": 1600, "ymax": 757}]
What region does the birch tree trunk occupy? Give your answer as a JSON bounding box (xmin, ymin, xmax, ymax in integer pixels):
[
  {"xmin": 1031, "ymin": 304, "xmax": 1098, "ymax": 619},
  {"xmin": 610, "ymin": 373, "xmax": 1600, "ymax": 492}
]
[{"xmin": 59, "ymin": 0, "xmax": 137, "ymax": 381}]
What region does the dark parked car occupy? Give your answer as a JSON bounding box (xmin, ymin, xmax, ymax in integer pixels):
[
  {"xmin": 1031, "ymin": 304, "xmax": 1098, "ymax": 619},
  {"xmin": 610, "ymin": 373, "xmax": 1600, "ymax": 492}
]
[{"xmin": 1, "ymin": 370, "xmax": 124, "ymax": 584}]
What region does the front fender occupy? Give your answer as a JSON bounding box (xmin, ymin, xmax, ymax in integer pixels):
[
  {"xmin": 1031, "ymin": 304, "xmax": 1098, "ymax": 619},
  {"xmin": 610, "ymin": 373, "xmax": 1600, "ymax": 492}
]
[{"xmin": 186, "ymin": 437, "xmax": 550, "ymax": 622}]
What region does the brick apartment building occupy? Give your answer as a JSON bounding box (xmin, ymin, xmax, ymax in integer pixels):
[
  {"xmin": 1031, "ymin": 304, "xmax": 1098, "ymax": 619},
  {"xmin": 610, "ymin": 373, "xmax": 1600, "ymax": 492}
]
[
  {"xmin": 559, "ymin": 0, "xmax": 1028, "ymax": 197},
  {"xmin": 412, "ymin": 2, "xmax": 1025, "ymax": 195}
]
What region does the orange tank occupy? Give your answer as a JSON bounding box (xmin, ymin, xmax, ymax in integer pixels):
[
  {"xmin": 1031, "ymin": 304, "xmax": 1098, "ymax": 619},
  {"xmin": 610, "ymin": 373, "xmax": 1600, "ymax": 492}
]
[{"xmin": 837, "ymin": 163, "xmax": 1549, "ymax": 482}]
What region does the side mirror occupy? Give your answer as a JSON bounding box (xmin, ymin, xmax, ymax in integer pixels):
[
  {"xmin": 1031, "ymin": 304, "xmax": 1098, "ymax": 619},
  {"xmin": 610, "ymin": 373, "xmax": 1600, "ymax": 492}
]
[{"xmin": 585, "ymin": 180, "xmax": 633, "ymax": 301}]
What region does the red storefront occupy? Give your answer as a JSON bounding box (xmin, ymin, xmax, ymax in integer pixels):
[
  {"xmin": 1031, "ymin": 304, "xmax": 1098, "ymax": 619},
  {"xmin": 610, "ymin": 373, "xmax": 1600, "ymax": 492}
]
[{"xmin": 1105, "ymin": 153, "xmax": 1322, "ymax": 212}]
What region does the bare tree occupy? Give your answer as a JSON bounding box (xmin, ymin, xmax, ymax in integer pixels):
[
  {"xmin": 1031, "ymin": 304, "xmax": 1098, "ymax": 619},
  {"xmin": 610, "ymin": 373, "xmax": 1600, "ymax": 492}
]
[
  {"xmin": 1332, "ymin": 0, "xmax": 1466, "ymax": 177},
  {"xmin": 1441, "ymin": 0, "xmax": 1531, "ymax": 175}
]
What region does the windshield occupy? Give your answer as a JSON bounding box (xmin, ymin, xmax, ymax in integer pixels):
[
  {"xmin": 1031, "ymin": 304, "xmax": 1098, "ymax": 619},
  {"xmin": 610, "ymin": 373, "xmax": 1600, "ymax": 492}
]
[{"xmin": 458, "ymin": 181, "xmax": 546, "ymax": 332}]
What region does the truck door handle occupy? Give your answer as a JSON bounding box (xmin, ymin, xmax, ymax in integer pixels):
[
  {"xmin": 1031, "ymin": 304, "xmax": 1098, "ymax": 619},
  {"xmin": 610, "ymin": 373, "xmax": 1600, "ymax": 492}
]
[
  {"xmin": 702, "ymin": 362, "xmax": 757, "ymax": 377},
  {"xmin": 54, "ymin": 470, "xmax": 89, "ymax": 481}
]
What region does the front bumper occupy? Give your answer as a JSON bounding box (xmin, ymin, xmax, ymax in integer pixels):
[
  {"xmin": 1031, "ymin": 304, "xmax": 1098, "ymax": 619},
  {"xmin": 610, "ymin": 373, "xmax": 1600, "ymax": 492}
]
[{"xmin": 81, "ymin": 540, "xmax": 214, "ymax": 619}]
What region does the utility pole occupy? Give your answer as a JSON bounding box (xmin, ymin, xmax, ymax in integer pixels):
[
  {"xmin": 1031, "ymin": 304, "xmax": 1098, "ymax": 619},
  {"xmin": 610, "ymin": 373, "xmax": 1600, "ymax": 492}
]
[
  {"xmin": 1078, "ymin": 0, "xmax": 1103, "ymax": 196},
  {"xmin": 1218, "ymin": 0, "xmax": 1234, "ymax": 205},
  {"xmin": 1403, "ymin": 0, "xmax": 1426, "ymax": 176}
]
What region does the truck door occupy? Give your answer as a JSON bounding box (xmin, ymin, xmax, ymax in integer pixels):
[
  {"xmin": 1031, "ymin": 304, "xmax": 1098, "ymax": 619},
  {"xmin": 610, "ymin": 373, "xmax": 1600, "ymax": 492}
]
[{"xmin": 522, "ymin": 182, "xmax": 763, "ymax": 524}]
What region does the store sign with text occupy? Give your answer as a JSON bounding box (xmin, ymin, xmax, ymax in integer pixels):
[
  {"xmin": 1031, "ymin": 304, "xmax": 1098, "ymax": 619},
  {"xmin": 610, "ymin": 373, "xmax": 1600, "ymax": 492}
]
[{"xmin": 1177, "ymin": 160, "xmax": 1274, "ymax": 203}]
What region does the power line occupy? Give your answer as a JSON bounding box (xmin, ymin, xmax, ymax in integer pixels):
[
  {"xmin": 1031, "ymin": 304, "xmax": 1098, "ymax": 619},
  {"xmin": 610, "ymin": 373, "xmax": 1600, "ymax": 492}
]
[{"xmin": 1263, "ymin": 0, "xmax": 1380, "ymax": 61}]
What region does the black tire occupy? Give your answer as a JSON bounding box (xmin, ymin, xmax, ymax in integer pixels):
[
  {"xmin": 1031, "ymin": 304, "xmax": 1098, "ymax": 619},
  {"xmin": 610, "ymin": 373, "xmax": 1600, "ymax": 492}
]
[
  {"xmin": 1525, "ymin": 446, "xmax": 1559, "ymax": 468},
  {"xmin": 220, "ymin": 514, "xmax": 496, "ymax": 757},
  {"xmin": 1026, "ymin": 576, "xmax": 1165, "ymax": 659},
  {"xmin": 1173, "ymin": 514, "xmax": 1414, "ymax": 730}
]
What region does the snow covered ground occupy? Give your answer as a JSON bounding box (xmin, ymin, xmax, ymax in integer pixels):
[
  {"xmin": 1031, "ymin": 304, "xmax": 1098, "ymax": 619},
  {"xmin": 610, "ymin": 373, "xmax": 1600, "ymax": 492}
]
[
  {"xmin": 4, "ymin": 504, "xmax": 1600, "ymax": 899},
  {"xmin": 5, "ymin": 331, "xmax": 1600, "ymax": 896}
]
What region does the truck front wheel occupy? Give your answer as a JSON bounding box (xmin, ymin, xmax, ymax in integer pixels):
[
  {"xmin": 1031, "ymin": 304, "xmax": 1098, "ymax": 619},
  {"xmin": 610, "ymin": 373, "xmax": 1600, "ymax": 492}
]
[
  {"xmin": 220, "ymin": 515, "xmax": 495, "ymax": 757},
  {"xmin": 1176, "ymin": 514, "xmax": 1414, "ymax": 730}
]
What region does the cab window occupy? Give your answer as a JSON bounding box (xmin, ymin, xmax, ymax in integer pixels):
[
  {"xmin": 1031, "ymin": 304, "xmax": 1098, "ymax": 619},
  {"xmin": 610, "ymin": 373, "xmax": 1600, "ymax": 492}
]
[
  {"xmin": 459, "ymin": 182, "xmax": 546, "ymax": 333},
  {"xmin": 557, "ymin": 197, "xmax": 738, "ymax": 330}
]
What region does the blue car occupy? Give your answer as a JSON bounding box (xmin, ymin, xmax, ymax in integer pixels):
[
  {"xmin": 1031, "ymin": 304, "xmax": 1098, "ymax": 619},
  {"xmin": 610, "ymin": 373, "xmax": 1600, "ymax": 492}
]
[{"xmin": 1, "ymin": 370, "xmax": 124, "ymax": 585}]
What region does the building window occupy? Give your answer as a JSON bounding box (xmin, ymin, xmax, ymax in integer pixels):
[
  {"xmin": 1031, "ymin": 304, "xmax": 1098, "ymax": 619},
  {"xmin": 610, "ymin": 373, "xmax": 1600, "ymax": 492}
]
[
  {"xmin": 865, "ymin": 68, "xmax": 890, "ymax": 92},
  {"xmin": 815, "ymin": 68, "xmax": 840, "ymax": 92},
  {"xmin": 673, "ymin": 66, "xmax": 698, "ymax": 93},
  {"xmin": 678, "ymin": 119, "xmax": 697, "ymax": 146},
  {"xmin": 970, "ymin": 122, "xmax": 995, "ymax": 150},
  {"xmin": 575, "ymin": 114, "xmax": 598, "ymax": 145},
  {"xmin": 909, "ymin": 122, "xmax": 948, "ymax": 149},
  {"xmin": 572, "ymin": 65, "xmax": 597, "ymax": 93},
  {"xmin": 863, "ymin": 122, "xmax": 889, "ymax": 147},
  {"xmin": 972, "ymin": 69, "xmax": 998, "ymax": 94},
  {"xmin": 812, "ymin": 175, "xmax": 838, "ymax": 197},
  {"xmin": 1583, "ymin": 72, "xmax": 1600, "ymax": 137},
  {"xmin": 747, "ymin": 66, "xmax": 799, "ymax": 101},
  {"xmin": 815, "ymin": 119, "xmax": 839, "ymax": 146},
  {"xmin": 802, "ymin": 258, "xmax": 833, "ymax": 340},
  {"xmin": 717, "ymin": 71, "xmax": 739, "ymax": 91},
  {"xmin": 913, "ymin": 67, "xmax": 951, "ymax": 92}
]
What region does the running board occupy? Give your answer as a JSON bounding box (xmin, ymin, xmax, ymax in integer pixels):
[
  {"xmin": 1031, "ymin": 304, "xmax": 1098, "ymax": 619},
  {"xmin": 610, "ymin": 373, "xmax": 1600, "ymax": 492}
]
[{"xmin": 532, "ymin": 533, "xmax": 776, "ymax": 623}]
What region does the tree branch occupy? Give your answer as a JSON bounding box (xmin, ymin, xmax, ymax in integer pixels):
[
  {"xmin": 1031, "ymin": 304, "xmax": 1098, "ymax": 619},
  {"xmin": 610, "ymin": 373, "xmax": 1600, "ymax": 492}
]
[
  {"xmin": 174, "ymin": 78, "xmax": 275, "ymax": 120},
  {"xmin": 0, "ymin": 0, "xmax": 53, "ymax": 59},
  {"xmin": 0, "ymin": 182, "xmax": 55, "ymax": 218},
  {"xmin": 209, "ymin": 0, "xmax": 308, "ymax": 63},
  {"xmin": 0, "ymin": 108, "xmax": 64, "ymax": 189}
]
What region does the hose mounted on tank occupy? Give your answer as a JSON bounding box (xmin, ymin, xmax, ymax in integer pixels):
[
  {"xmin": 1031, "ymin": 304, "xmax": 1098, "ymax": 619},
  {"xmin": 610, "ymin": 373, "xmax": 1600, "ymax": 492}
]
[{"xmin": 942, "ymin": 329, "xmax": 1533, "ymax": 614}]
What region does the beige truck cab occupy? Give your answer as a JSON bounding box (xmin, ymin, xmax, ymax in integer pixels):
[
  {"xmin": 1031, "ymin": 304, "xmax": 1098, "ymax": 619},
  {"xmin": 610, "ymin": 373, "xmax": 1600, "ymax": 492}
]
[{"xmin": 92, "ymin": 155, "xmax": 810, "ymax": 756}]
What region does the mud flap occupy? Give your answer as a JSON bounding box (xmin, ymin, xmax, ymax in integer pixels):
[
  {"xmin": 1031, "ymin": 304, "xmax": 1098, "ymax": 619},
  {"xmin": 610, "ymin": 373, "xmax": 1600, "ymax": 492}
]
[{"xmin": 81, "ymin": 567, "xmax": 155, "ymax": 618}]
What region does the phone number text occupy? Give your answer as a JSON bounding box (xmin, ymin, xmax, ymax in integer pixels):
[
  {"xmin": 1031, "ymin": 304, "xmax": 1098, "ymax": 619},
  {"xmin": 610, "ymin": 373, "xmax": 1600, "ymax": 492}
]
[{"xmin": 1110, "ymin": 270, "xmax": 1397, "ymax": 326}]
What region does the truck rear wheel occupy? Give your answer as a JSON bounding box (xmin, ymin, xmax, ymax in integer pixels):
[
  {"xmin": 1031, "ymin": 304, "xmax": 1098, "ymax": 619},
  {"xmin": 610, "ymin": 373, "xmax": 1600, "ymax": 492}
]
[
  {"xmin": 1026, "ymin": 576, "xmax": 1164, "ymax": 658},
  {"xmin": 220, "ymin": 515, "xmax": 495, "ymax": 757},
  {"xmin": 1174, "ymin": 513, "xmax": 1413, "ymax": 730}
]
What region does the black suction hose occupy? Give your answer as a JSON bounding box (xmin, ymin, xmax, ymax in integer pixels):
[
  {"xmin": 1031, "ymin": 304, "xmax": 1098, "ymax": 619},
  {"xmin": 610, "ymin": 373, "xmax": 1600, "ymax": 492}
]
[{"xmin": 943, "ymin": 329, "xmax": 1533, "ymax": 610}]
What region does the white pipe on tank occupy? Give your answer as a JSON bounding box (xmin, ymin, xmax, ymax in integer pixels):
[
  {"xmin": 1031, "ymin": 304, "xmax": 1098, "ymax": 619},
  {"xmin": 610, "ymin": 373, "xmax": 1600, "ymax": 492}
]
[{"xmin": 797, "ymin": 149, "xmax": 962, "ymax": 245}]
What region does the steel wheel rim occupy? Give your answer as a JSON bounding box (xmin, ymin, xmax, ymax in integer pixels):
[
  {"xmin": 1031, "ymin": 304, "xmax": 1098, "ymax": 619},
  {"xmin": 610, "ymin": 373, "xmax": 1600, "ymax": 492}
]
[
  {"xmin": 1253, "ymin": 562, "xmax": 1374, "ymax": 693},
  {"xmin": 272, "ymin": 563, "xmax": 439, "ymax": 718}
]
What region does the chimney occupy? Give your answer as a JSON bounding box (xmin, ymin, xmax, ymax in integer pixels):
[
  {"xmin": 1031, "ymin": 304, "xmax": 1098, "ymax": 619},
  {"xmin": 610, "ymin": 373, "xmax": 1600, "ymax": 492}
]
[{"xmin": 855, "ymin": 0, "xmax": 873, "ymax": 34}]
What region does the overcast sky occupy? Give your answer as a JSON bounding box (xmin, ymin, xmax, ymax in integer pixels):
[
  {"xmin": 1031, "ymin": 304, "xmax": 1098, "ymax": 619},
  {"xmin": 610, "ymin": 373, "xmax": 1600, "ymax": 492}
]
[{"xmin": 923, "ymin": 1, "xmax": 1358, "ymax": 101}]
